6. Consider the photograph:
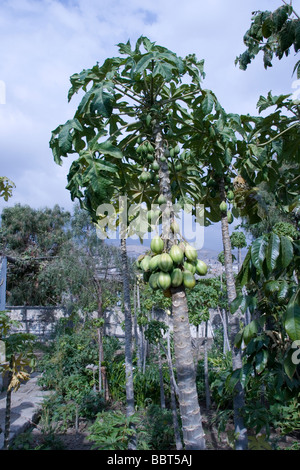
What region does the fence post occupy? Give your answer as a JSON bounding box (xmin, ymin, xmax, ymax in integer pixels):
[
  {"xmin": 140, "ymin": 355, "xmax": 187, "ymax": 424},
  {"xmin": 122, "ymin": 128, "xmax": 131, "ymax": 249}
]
[{"xmin": 0, "ymin": 256, "xmax": 7, "ymax": 311}]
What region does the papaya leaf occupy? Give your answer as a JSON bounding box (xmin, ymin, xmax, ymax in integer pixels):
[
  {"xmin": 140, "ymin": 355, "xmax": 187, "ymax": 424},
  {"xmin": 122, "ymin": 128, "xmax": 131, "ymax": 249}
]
[
  {"xmin": 96, "ymin": 140, "xmax": 123, "ymax": 159},
  {"xmin": 90, "ymin": 85, "xmax": 114, "ymax": 117},
  {"xmin": 117, "ymin": 40, "xmax": 133, "ymax": 56},
  {"xmin": 58, "ymin": 119, "xmax": 83, "ymax": 156},
  {"xmin": 248, "ymin": 435, "xmax": 272, "ymax": 451},
  {"xmin": 153, "ymin": 60, "xmax": 174, "ymax": 82},
  {"xmin": 133, "ymin": 53, "xmax": 154, "ymax": 76},
  {"xmin": 77, "ymin": 84, "xmax": 114, "ymax": 118}
]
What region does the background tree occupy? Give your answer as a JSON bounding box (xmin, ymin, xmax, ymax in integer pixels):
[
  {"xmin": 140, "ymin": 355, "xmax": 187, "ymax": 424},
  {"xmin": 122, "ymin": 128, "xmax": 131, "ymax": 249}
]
[
  {"xmin": 230, "ymin": 231, "xmax": 247, "ymax": 271},
  {"xmin": 187, "ymin": 278, "xmax": 221, "ymax": 410},
  {"xmin": 0, "ymin": 312, "xmax": 36, "ymax": 450},
  {"xmin": 0, "ymin": 204, "xmax": 71, "ymax": 305},
  {"xmin": 235, "ymin": 1, "xmax": 300, "ymax": 77}
]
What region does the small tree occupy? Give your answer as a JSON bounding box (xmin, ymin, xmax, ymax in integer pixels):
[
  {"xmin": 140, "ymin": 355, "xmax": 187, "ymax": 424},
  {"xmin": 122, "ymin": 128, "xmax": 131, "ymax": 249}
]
[
  {"xmin": 230, "ymin": 231, "xmax": 247, "ymax": 271},
  {"xmin": 235, "ymin": 1, "xmax": 300, "ymax": 77},
  {"xmin": 50, "ymin": 36, "xmax": 209, "ymax": 450},
  {"xmin": 0, "ymin": 312, "xmax": 36, "ymax": 450},
  {"xmin": 0, "ymin": 204, "xmax": 71, "ymax": 306}
]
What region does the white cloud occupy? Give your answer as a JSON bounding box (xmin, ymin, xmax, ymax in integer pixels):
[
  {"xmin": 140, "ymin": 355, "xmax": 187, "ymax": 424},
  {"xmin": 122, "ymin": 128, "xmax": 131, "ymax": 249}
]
[{"xmin": 0, "ymin": 0, "xmax": 296, "ymax": 249}]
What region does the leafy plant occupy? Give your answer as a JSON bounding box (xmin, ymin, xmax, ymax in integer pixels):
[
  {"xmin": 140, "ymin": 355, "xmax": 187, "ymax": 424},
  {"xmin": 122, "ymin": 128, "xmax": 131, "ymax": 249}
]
[
  {"xmin": 235, "ymin": 2, "xmax": 300, "ymax": 77},
  {"xmin": 143, "ymin": 404, "xmax": 177, "ymax": 450},
  {"xmin": 87, "ymin": 410, "xmax": 141, "ymax": 450}
]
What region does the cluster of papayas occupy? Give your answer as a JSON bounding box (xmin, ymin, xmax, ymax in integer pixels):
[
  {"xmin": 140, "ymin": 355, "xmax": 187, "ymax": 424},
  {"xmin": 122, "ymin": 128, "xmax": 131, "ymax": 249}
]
[
  {"xmin": 137, "ymin": 138, "xmax": 160, "ymax": 184},
  {"xmin": 217, "ymin": 176, "xmax": 235, "ymax": 224},
  {"xmin": 136, "ymin": 235, "xmax": 208, "ymax": 297},
  {"xmin": 167, "ymin": 145, "xmax": 190, "ymax": 173},
  {"xmin": 137, "ymin": 138, "xmax": 188, "ymax": 183},
  {"xmin": 219, "ymin": 200, "xmax": 234, "ymax": 224}
]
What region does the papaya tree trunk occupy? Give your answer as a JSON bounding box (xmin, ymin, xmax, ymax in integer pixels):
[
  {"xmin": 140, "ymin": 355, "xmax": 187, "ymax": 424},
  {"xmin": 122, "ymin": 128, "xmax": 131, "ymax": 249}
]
[
  {"xmin": 154, "ymin": 124, "xmax": 205, "ymax": 450},
  {"xmin": 238, "ymin": 247, "xmax": 242, "ymax": 272},
  {"xmin": 204, "ymin": 321, "xmax": 211, "ymax": 410},
  {"xmin": 97, "ymin": 326, "xmax": 103, "ymax": 392},
  {"xmin": 219, "ymin": 177, "xmax": 248, "ymax": 450},
  {"xmin": 159, "ymin": 323, "xmax": 183, "ymax": 450},
  {"xmin": 94, "ymin": 276, "xmax": 105, "ymax": 395},
  {"xmin": 218, "ymin": 306, "xmax": 230, "ymax": 354},
  {"xmin": 136, "ymin": 281, "xmax": 143, "ymax": 371},
  {"xmin": 166, "ymin": 322, "xmax": 183, "ymax": 450},
  {"xmin": 120, "ymin": 236, "xmax": 136, "ymax": 450},
  {"xmin": 133, "ymin": 284, "xmax": 141, "ymax": 370},
  {"xmin": 171, "ymin": 288, "xmax": 206, "ymax": 450},
  {"xmin": 157, "ymin": 342, "xmax": 166, "ymax": 409}
]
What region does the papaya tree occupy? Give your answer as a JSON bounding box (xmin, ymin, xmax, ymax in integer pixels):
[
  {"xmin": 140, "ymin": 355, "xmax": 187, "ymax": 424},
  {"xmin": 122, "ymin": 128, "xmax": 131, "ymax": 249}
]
[
  {"xmin": 0, "ymin": 204, "xmax": 71, "ymax": 306},
  {"xmin": 50, "ymin": 36, "xmax": 214, "ymax": 450}
]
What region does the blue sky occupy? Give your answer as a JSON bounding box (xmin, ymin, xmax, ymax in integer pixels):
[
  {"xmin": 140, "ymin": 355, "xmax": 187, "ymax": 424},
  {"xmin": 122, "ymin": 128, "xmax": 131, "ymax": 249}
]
[{"xmin": 0, "ymin": 0, "xmax": 297, "ymax": 252}]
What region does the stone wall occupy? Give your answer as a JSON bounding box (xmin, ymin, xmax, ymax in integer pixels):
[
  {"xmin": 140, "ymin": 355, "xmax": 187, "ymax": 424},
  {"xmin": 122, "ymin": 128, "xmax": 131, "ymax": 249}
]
[
  {"xmin": 5, "ymin": 305, "xmax": 218, "ymax": 341},
  {"xmin": 7, "ymin": 306, "xmax": 67, "ymax": 340}
]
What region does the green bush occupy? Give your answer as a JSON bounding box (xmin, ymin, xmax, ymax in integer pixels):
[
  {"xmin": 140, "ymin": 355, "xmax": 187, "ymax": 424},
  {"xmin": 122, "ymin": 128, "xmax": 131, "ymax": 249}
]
[
  {"xmin": 37, "ymin": 325, "xmax": 106, "ymax": 431},
  {"xmin": 106, "ymin": 352, "xmax": 170, "ymax": 408},
  {"xmin": 80, "ymin": 390, "xmax": 106, "ymax": 420},
  {"xmin": 87, "ymin": 410, "xmax": 141, "ymax": 450},
  {"xmin": 38, "ymin": 328, "xmax": 99, "ymax": 392},
  {"xmin": 143, "ymin": 404, "xmax": 176, "ymax": 450},
  {"xmin": 87, "ymin": 405, "xmax": 176, "ymax": 451}
]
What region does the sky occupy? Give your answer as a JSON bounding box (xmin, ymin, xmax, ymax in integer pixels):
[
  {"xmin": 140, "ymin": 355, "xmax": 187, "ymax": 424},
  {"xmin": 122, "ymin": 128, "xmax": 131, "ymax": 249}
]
[{"xmin": 0, "ymin": 0, "xmax": 297, "ymax": 252}]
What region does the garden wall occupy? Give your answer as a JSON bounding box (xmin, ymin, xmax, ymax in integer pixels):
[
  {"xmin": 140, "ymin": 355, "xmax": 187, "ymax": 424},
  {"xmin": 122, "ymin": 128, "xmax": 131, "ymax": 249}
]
[{"xmin": 5, "ymin": 305, "xmax": 217, "ymax": 341}]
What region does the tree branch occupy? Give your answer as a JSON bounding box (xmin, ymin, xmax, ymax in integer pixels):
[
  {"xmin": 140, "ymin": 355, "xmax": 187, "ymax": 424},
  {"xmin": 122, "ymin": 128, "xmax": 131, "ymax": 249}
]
[
  {"xmin": 281, "ymin": 0, "xmax": 300, "ymax": 19},
  {"xmin": 256, "ymin": 122, "xmax": 298, "ymax": 146},
  {"xmin": 113, "ymin": 81, "xmax": 144, "ymax": 106},
  {"xmin": 160, "ymin": 90, "xmax": 200, "ymax": 106}
]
